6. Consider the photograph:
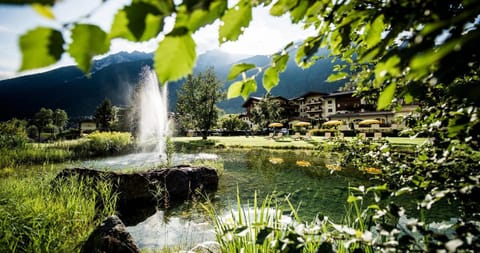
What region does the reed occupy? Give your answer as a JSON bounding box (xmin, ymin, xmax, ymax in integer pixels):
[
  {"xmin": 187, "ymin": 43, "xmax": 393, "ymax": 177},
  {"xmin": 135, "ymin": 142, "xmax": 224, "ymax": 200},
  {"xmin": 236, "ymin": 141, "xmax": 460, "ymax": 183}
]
[{"xmin": 0, "ymin": 168, "xmax": 117, "ymax": 253}]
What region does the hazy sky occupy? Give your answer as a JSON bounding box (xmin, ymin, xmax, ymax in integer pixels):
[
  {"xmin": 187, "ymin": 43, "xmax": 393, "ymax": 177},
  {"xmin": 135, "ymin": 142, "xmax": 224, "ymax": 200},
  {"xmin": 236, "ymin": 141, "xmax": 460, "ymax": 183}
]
[{"xmin": 0, "ymin": 0, "xmax": 314, "ymax": 79}]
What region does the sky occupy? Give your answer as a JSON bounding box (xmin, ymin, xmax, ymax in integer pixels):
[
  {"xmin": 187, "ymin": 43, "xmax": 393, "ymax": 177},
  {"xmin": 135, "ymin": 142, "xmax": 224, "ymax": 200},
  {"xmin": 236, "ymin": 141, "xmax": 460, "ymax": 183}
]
[{"xmin": 0, "ymin": 0, "xmax": 315, "ymax": 80}]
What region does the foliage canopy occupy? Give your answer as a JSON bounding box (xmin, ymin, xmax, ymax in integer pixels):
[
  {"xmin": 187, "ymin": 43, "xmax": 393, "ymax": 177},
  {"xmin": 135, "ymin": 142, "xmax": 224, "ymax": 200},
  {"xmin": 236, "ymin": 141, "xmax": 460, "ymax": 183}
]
[{"xmin": 175, "ymin": 67, "xmax": 225, "ymax": 139}]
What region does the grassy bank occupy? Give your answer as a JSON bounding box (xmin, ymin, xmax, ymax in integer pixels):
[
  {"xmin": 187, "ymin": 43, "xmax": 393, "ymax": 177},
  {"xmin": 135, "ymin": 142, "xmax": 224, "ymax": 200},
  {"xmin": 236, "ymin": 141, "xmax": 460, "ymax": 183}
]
[
  {"xmin": 173, "ymin": 136, "xmax": 427, "ymax": 149},
  {"xmin": 0, "ymin": 131, "xmax": 133, "ymax": 168},
  {"xmin": 0, "ymin": 166, "xmax": 117, "ymax": 252}
]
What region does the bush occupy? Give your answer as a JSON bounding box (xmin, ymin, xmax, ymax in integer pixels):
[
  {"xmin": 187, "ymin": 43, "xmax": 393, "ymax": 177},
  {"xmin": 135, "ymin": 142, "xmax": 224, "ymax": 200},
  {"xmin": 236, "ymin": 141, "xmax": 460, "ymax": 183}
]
[
  {"xmin": 74, "ymin": 131, "xmax": 133, "ymax": 157},
  {"xmin": 0, "ymin": 119, "xmax": 28, "ymax": 148}
]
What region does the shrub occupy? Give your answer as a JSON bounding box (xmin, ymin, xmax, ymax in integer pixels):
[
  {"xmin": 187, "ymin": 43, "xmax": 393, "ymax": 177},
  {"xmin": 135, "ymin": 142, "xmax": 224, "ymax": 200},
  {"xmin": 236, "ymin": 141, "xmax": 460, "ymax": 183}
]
[
  {"xmin": 74, "ymin": 131, "xmax": 133, "ymax": 157},
  {"xmin": 0, "ymin": 119, "xmax": 28, "ymax": 148}
]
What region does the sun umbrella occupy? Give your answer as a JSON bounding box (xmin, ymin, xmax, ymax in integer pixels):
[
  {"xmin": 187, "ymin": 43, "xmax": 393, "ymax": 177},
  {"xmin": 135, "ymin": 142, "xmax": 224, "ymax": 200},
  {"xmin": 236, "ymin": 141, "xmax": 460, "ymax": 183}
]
[
  {"xmin": 358, "ymin": 119, "xmax": 381, "ymax": 125},
  {"xmin": 268, "ymin": 122, "xmax": 283, "ymax": 128},
  {"xmin": 322, "ymin": 120, "xmax": 343, "ymax": 126},
  {"xmin": 294, "ymin": 121, "xmax": 311, "ymax": 127}
]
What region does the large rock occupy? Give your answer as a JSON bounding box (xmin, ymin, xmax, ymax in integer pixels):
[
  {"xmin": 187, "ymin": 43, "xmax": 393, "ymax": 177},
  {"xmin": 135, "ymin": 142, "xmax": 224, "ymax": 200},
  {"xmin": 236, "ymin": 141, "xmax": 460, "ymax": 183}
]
[
  {"xmin": 81, "ymin": 215, "xmax": 140, "ymax": 253},
  {"xmin": 55, "ymin": 165, "xmax": 219, "ymax": 225}
]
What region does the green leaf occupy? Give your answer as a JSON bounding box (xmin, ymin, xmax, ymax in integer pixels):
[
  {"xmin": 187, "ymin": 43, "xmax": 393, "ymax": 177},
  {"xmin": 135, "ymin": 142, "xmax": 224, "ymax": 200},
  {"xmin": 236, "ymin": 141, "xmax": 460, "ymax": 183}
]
[
  {"xmin": 219, "ymin": 0, "xmax": 252, "ymax": 43},
  {"xmin": 347, "ymin": 195, "xmax": 360, "ymax": 203},
  {"xmin": 263, "ymin": 67, "xmax": 280, "ymax": 92},
  {"xmin": 68, "ymin": 24, "xmax": 110, "ymax": 73},
  {"xmin": 154, "ymin": 31, "xmax": 196, "ymax": 83},
  {"xmin": 290, "ymin": 0, "xmax": 309, "ymax": 23},
  {"xmin": 19, "ymin": 27, "xmax": 64, "ymax": 71},
  {"xmin": 296, "ymin": 36, "xmax": 321, "ymax": 67},
  {"xmin": 270, "ymin": 0, "xmax": 297, "ymax": 16},
  {"xmin": 141, "ymin": 13, "xmax": 164, "ymax": 41},
  {"xmin": 367, "ymin": 183, "xmax": 388, "ymax": 192},
  {"xmin": 377, "ymin": 82, "xmax": 396, "ymax": 110},
  {"xmin": 227, "ymin": 79, "xmax": 257, "ymax": 100},
  {"xmin": 410, "ymin": 39, "xmax": 459, "ymax": 71},
  {"xmin": 175, "ymin": 0, "xmax": 227, "ymax": 32},
  {"xmin": 110, "ymin": 2, "xmax": 164, "ymax": 42},
  {"xmin": 32, "ymin": 4, "xmax": 55, "ymax": 19},
  {"xmin": 404, "ymin": 92, "xmax": 414, "ymax": 104},
  {"xmin": 227, "ymin": 63, "xmax": 256, "ymax": 80},
  {"xmin": 110, "ymin": 10, "xmax": 135, "ymax": 40},
  {"xmin": 273, "ymin": 54, "xmax": 289, "ymax": 72},
  {"xmin": 374, "ymin": 55, "xmax": 400, "ymax": 83},
  {"xmin": 365, "ymin": 14, "xmax": 384, "ymax": 49},
  {"xmin": 326, "ymin": 72, "xmax": 348, "ymax": 82}
]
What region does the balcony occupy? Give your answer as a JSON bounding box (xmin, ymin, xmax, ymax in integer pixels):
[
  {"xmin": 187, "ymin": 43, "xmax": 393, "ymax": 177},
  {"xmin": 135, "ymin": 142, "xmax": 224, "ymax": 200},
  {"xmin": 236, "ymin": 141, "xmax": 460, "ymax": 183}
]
[{"xmin": 304, "ymin": 100, "xmax": 323, "ymax": 106}]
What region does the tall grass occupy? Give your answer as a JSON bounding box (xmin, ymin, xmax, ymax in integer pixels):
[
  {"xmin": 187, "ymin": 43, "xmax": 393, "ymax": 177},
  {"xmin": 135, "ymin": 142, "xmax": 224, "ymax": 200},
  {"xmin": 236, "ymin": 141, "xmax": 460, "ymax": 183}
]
[
  {"xmin": 202, "ymin": 189, "xmax": 322, "ymax": 252},
  {"xmin": 0, "ymin": 131, "xmax": 134, "ymax": 168},
  {"xmin": 0, "ymin": 147, "xmax": 73, "ymax": 168},
  {"xmin": 0, "ymin": 168, "xmax": 117, "ymax": 252}
]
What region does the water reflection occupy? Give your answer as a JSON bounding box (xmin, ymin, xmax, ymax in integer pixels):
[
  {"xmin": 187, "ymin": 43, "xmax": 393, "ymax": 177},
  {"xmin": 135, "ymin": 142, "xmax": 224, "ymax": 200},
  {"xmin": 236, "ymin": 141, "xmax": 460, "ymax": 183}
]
[
  {"xmin": 126, "ymin": 210, "xmax": 215, "ymax": 249},
  {"xmin": 87, "ymin": 149, "xmax": 371, "ymax": 250},
  {"xmin": 81, "ymin": 152, "xmax": 219, "ymax": 170}
]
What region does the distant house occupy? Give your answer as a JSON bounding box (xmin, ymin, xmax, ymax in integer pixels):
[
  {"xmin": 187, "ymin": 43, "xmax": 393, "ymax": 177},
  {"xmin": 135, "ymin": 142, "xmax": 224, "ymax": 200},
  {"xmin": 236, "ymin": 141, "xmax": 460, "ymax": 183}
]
[
  {"xmin": 241, "ymin": 96, "xmax": 293, "ymax": 123},
  {"xmin": 79, "ymin": 119, "xmax": 97, "ymax": 134},
  {"xmin": 291, "ymin": 91, "xmax": 329, "ymax": 124},
  {"xmin": 241, "ymin": 90, "xmax": 418, "ymax": 133}
]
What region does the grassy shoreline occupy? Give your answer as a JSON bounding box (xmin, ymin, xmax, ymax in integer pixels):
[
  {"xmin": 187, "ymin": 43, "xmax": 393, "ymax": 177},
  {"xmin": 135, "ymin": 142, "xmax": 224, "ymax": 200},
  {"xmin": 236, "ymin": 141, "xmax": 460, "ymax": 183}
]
[{"xmin": 172, "ymin": 136, "xmax": 427, "ymax": 149}]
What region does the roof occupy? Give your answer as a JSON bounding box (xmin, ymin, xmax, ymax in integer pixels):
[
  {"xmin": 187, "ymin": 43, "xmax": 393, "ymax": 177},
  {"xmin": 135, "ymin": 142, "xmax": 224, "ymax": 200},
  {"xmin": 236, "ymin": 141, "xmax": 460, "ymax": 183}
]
[
  {"xmin": 329, "ymin": 111, "xmax": 394, "ymax": 118},
  {"xmin": 241, "ymin": 97, "xmax": 262, "ymax": 108},
  {"xmin": 242, "ymin": 96, "xmax": 289, "ymax": 108},
  {"xmin": 291, "ymin": 91, "xmax": 329, "ymax": 100},
  {"xmin": 325, "ymin": 90, "xmax": 356, "ymax": 98}
]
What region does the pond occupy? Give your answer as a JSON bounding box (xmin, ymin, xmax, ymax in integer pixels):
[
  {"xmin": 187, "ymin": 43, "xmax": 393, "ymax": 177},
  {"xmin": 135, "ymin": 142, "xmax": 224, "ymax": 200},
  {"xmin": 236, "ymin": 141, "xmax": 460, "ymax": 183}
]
[{"xmin": 81, "ymin": 148, "xmax": 459, "ymax": 250}]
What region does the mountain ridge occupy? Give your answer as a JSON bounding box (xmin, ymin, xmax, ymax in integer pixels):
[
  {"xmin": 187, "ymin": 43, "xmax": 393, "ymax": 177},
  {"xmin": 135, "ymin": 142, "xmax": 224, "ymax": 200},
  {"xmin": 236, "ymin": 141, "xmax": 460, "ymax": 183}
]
[{"xmin": 0, "ymin": 49, "xmax": 345, "ymax": 121}]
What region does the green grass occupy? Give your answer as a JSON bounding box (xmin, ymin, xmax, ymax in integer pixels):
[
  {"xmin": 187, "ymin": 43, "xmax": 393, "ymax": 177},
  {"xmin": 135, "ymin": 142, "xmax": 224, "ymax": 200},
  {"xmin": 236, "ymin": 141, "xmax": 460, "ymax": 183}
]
[
  {"xmin": 0, "ymin": 166, "xmax": 117, "ymax": 253},
  {"xmin": 0, "ymin": 131, "xmax": 134, "ymax": 168},
  {"xmin": 173, "ymin": 136, "xmax": 427, "ymax": 149}
]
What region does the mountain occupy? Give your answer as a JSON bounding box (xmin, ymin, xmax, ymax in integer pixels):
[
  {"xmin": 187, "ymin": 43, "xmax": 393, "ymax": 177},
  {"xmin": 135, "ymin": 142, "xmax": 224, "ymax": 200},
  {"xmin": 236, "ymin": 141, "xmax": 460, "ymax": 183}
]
[{"xmin": 0, "ymin": 49, "xmax": 345, "ymax": 121}]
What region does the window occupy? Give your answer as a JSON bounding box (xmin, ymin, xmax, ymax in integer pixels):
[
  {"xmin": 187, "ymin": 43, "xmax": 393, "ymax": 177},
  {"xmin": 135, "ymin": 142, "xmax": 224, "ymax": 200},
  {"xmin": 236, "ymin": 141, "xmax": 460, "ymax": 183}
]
[
  {"xmin": 327, "ymin": 100, "xmax": 333, "ymax": 104},
  {"xmin": 328, "ymin": 109, "xmax": 333, "ymax": 113}
]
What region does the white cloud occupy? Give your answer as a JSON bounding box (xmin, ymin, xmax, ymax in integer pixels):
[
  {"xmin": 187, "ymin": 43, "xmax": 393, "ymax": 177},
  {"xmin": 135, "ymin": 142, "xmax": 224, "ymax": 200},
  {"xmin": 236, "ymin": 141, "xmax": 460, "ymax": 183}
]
[
  {"xmin": 0, "ymin": 25, "xmax": 11, "ymax": 33},
  {"xmin": 0, "ymin": 2, "xmax": 316, "ymax": 78},
  {"xmin": 0, "ymin": 70, "xmax": 15, "ymax": 80},
  {"xmin": 194, "ymin": 6, "xmax": 315, "ymax": 55}
]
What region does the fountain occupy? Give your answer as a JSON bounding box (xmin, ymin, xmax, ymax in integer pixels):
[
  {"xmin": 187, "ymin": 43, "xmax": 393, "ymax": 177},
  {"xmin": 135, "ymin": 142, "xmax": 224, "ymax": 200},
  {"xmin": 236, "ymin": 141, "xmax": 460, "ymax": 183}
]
[
  {"xmin": 81, "ymin": 67, "xmax": 217, "ymax": 170},
  {"xmin": 136, "ymin": 67, "xmax": 170, "ymax": 156}
]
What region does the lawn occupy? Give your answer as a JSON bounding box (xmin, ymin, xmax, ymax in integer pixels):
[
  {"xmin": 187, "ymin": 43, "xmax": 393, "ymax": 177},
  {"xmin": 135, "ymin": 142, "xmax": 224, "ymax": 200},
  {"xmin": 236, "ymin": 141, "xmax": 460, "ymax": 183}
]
[{"xmin": 172, "ymin": 135, "xmax": 428, "ymax": 149}]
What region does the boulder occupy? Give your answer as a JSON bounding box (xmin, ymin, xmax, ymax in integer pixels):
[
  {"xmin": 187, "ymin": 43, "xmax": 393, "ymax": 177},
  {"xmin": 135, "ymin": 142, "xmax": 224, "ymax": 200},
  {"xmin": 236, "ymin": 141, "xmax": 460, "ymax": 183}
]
[
  {"xmin": 81, "ymin": 215, "xmax": 140, "ymax": 253},
  {"xmin": 54, "ymin": 165, "xmax": 219, "ymax": 225}
]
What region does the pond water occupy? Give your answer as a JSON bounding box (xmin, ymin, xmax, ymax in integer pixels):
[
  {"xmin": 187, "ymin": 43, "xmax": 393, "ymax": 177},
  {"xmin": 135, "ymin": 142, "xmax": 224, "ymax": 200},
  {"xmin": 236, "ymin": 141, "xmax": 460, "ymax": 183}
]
[{"xmin": 81, "ymin": 148, "xmax": 459, "ymax": 250}]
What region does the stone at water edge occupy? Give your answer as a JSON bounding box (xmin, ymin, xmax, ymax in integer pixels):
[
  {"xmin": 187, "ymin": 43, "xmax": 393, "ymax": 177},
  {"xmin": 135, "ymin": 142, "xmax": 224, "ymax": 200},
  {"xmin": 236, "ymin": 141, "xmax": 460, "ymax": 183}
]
[
  {"xmin": 80, "ymin": 215, "xmax": 140, "ymax": 253},
  {"xmin": 53, "ymin": 165, "xmax": 219, "ymax": 225}
]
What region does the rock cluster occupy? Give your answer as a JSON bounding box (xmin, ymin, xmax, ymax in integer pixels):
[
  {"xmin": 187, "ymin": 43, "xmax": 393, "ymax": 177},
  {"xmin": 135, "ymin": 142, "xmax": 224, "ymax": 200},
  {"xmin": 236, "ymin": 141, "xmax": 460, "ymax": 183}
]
[{"xmin": 55, "ymin": 165, "xmax": 219, "ymax": 225}]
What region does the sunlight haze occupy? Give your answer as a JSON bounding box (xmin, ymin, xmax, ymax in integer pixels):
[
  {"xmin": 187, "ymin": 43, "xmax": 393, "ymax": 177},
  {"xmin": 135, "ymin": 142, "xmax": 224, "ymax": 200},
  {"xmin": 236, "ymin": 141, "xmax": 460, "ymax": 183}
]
[{"xmin": 0, "ymin": 0, "xmax": 314, "ymax": 80}]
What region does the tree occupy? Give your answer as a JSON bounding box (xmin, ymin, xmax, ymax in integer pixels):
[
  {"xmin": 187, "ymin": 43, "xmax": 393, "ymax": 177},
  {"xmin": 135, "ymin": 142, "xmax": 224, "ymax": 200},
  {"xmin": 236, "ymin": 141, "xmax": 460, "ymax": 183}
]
[
  {"xmin": 8, "ymin": 0, "xmax": 478, "ymax": 145},
  {"xmin": 4, "ymin": 1, "xmax": 480, "ymax": 250},
  {"xmin": 94, "ymin": 98, "xmax": 115, "ymax": 131},
  {"xmin": 220, "ymin": 114, "xmax": 248, "ymax": 132},
  {"xmin": 249, "ymin": 94, "xmax": 285, "ymax": 130},
  {"xmin": 0, "ymin": 118, "xmax": 28, "ymax": 148},
  {"xmin": 176, "ymin": 67, "xmax": 225, "ymax": 140},
  {"xmin": 53, "ymin": 109, "xmax": 68, "ymax": 134},
  {"xmin": 33, "ymin": 107, "xmax": 53, "ymax": 140}
]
